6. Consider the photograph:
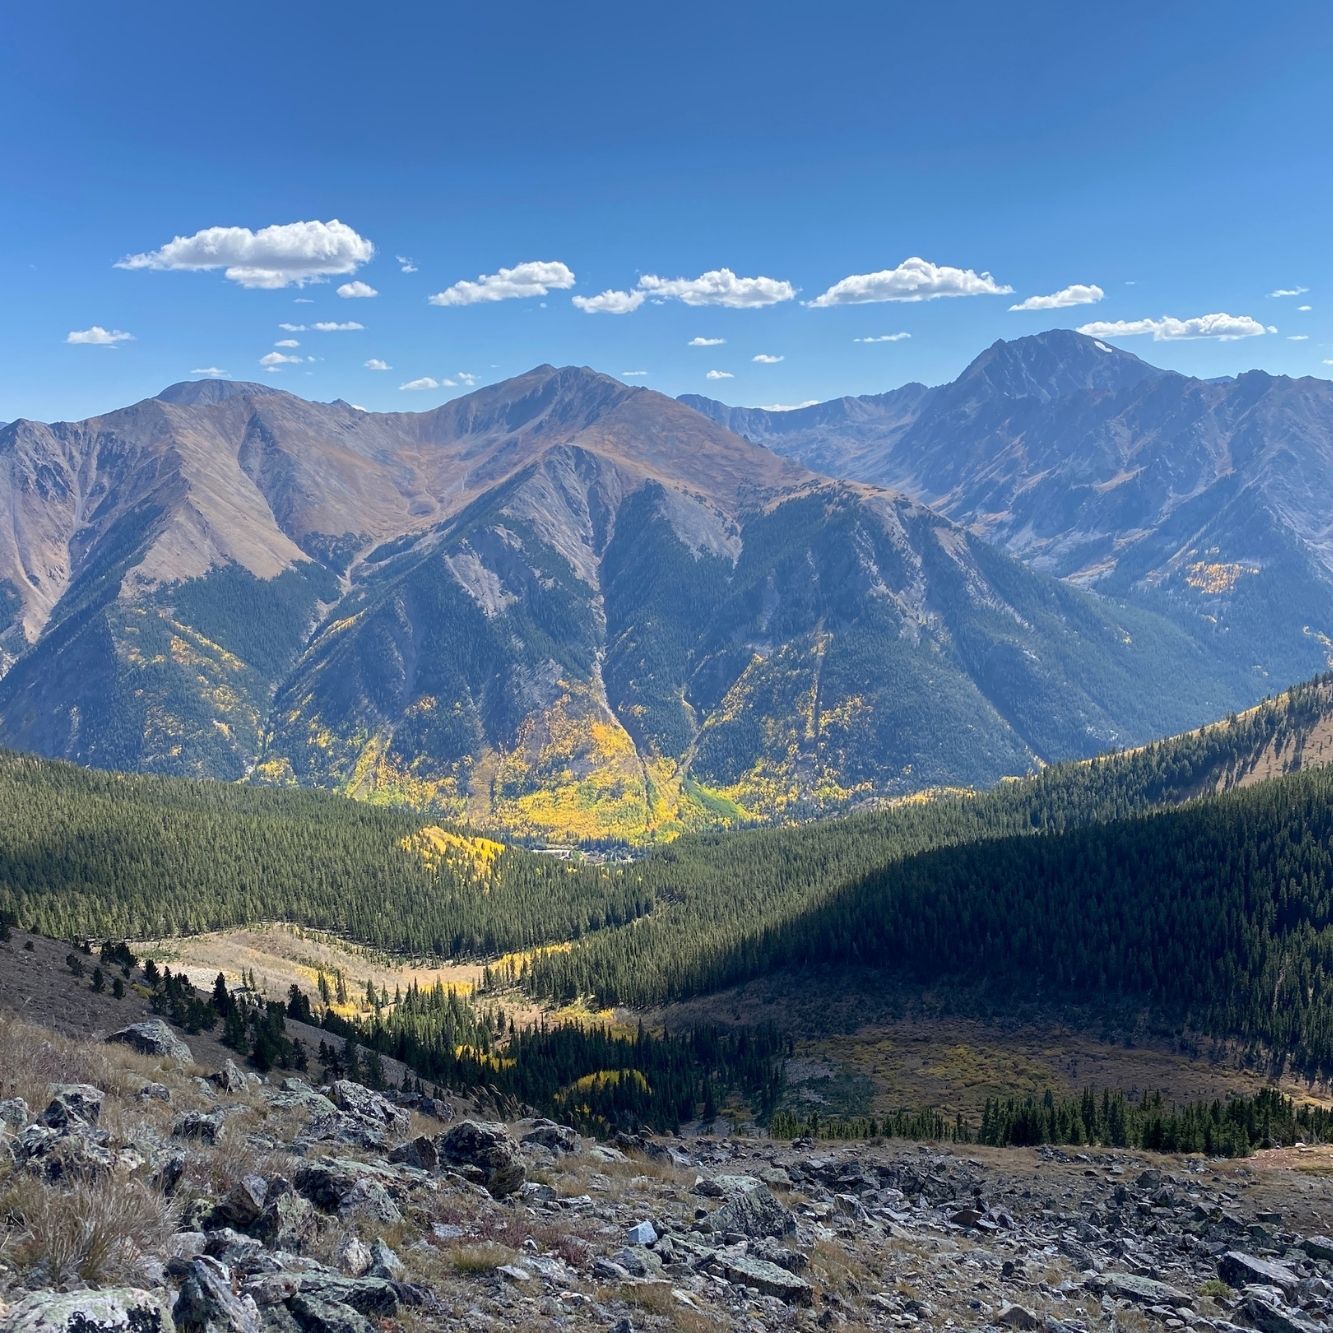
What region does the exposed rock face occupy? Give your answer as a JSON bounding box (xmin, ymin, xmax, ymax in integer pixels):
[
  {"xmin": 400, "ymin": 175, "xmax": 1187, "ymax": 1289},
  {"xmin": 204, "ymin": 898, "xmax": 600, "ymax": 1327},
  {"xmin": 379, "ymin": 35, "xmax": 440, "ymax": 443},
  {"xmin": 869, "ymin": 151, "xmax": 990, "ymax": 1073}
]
[
  {"xmin": 107, "ymin": 1020, "xmax": 194, "ymax": 1066},
  {"xmin": 38, "ymin": 1083, "xmax": 103, "ymax": 1130}
]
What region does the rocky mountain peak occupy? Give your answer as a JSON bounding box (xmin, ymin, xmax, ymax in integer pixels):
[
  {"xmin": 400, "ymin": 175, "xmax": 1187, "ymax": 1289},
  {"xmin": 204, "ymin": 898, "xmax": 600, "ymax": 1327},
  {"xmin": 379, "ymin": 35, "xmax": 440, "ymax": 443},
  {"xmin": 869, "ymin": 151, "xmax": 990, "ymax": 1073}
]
[
  {"xmin": 155, "ymin": 379, "xmax": 288, "ymax": 406},
  {"xmin": 952, "ymin": 328, "xmax": 1166, "ymax": 403}
]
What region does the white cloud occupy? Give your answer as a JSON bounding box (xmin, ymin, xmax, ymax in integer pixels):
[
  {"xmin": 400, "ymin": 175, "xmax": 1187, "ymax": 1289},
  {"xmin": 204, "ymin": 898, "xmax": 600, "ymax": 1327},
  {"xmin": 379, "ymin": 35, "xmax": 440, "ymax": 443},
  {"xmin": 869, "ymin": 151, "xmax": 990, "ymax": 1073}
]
[
  {"xmin": 66, "ymin": 325, "xmax": 134, "ymax": 345},
  {"xmin": 752, "ymin": 353, "xmax": 784, "ymax": 364},
  {"xmin": 853, "ymin": 332, "xmax": 911, "ymax": 343},
  {"xmin": 808, "ymin": 256, "xmax": 1011, "ymax": 307},
  {"xmin": 1288, "ymin": 335, "xmax": 1310, "ymax": 341},
  {"xmin": 396, "ymin": 255, "xmax": 417, "ymax": 273},
  {"xmin": 1325, "ymin": 359, "xmax": 1333, "ymax": 366},
  {"xmin": 278, "ymin": 323, "xmax": 306, "ymax": 332},
  {"xmin": 638, "ymin": 268, "xmax": 795, "ymax": 308},
  {"xmin": 259, "ymin": 351, "xmax": 302, "ymax": 367},
  {"xmin": 621, "ymin": 370, "xmax": 649, "ymax": 378},
  {"xmin": 757, "ymin": 400, "xmax": 819, "ymax": 411},
  {"xmin": 571, "ymin": 288, "xmax": 645, "ymax": 314},
  {"xmin": 1076, "ymin": 312, "xmax": 1270, "ymax": 341},
  {"xmin": 364, "ymin": 358, "xmax": 392, "ymax": 370},
  {"xmin": 293, "ymin": 297, "xmax": 314, "ymax": 304},
  {"xmin": 311, "ymin": 321, "xmax": 364, "ymax": 332},
  {"xmin": 1298, "ymin": 304, "xmax": 1313, "ymax": 311},
  {"xmin": 428, "ymin": 260, "xmax": 575, "ymax": 306},
  {"xmin": 688, "ymin": 336, "xmax": 726, "ymax": 347},
  {"xmin": 349, "ymin": 403, "xmax": 368, "ymax": 411},
  {"xmin": 454, "ymin": 371, "xmax": 478, "ymax": 387},
  {"xmin": 116, "ymin": 219, "xmax": 373, "ymax": 289},
  {"xmin": 190, "ymin": 367, "xmax": 228, "ymax": 377},
  {"xmin": 336, "ymin": 280, "xmax": 378, "ymax": 299},
  {"xmin": 275, "ymin": 338, "xmax": 300, "ymax": 348},
  {"xmin": 400, "ymin": 376, "xmax": 440, "ymax": 390},
  {"xmin": 705, "ymin": 369, "xmax": 734, "ymax": 380},
  {"xmin": 1009, "ymin": 283, "xmax": 1104, "ymax": 311},
  {"xmin": 1269, "ymin": 286, "xmax": 1309, "ymax": 298}
]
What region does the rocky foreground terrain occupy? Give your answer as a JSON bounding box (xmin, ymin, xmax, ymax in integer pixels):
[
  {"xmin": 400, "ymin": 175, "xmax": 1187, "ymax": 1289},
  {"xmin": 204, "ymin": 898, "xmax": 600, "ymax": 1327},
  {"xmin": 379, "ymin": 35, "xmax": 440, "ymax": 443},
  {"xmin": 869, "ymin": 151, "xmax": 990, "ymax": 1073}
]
[{"xmin": 1, "ymin": 1014, "xmax": 1332, "ymax": 1333}]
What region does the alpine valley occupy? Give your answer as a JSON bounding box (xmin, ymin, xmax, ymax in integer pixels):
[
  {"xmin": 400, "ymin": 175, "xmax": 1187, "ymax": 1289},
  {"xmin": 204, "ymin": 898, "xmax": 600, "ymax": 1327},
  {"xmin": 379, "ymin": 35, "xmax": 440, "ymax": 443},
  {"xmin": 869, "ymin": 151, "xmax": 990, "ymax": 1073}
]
[{"xmin": 0, "ymin": 332, "xmax": 1323, "ymax": 842}]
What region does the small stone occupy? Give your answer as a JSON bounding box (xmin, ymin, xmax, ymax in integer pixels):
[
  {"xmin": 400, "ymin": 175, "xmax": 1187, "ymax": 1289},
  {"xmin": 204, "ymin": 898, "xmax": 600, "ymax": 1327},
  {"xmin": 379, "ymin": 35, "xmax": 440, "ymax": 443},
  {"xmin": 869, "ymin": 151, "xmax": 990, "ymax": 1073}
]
[
  {"xmin": 627, "ymin": 1220, "xmax": 657, "ymax": 1246},
  {"xmin": 334, "ymin": 1236, "xmax": 373, "ymax": 1277}
]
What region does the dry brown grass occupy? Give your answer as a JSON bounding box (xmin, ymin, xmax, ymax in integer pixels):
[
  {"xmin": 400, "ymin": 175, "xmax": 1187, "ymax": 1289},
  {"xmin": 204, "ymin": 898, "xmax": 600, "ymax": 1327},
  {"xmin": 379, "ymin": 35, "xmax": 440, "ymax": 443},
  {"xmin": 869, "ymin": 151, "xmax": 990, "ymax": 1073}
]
[
  {"xmin": 445, "ymin": 1240, "xmax": 517, "ymax": 1274},
  {"xmin": 0, "ymin": 1016, "xmax": 166, "ymax": 1111},
  {"xmin": 0, "ymin": 1170, "xmax": 178, "ymax": 1286},
  {"xmin": 597, "ymin": 1281, "xmax": 720, "ymax": 1332}
]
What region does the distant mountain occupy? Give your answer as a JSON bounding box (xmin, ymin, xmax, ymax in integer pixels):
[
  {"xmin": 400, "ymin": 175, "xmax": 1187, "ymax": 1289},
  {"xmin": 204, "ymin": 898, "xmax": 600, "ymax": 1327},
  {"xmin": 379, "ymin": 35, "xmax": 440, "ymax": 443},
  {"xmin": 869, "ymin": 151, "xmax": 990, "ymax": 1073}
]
[
  {"xmin": 683, "ymin": 330, "xmax": 1333, "ymax": 691},
  {"xmin": 0, "ymin": 363, "xmax": 1261, "ymax": 839}
]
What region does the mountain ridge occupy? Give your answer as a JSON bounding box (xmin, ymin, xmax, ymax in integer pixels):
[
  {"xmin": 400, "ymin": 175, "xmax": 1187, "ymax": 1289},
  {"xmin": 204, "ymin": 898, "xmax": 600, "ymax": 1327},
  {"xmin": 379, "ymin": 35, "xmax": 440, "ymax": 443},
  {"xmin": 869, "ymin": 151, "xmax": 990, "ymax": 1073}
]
[{"xmin": 0, "ymin": 349, "xmax": 1286, "ymax": 838}]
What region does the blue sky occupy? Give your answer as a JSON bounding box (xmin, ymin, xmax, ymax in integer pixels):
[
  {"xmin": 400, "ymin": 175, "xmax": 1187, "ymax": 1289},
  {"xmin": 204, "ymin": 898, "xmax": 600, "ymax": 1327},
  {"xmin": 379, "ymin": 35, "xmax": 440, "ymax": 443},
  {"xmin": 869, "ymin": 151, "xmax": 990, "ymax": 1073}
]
[{"xmin": 3, "ymin": 2, "xmax": 1330, "ymax": 422}]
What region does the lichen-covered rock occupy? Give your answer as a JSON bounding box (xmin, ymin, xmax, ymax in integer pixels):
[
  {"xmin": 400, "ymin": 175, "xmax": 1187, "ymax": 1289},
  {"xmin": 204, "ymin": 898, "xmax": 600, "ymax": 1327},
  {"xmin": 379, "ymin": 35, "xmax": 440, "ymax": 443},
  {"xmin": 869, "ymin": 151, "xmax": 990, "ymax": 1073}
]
[
  {"xmin": 335, "ymin": 1177, "xmax": 401, "ymax": 1225},
  {"xmin": 3, "ymin": 1286, "xmax": 177, "ymax": 1331},
  {"xmin": 437, "ymin": 1120, "xmax": 525, "ymax": 1198},
  {"xmin": 39, "ymin": 1083, "xmax": 104, "ymax": 1130},
  {"xmin": 107, "ymin": 1020, "xmax": 193, "ymax": 1067},
  {"xmin": 519, "ymin": 1118, "xmax": 577, "ymax": 1154},
  {"xmin": 211, "ymin": 1060, "xmax": 252, "ymax": 1094},
  {"xmin": 172, "ymin": 1111, "xmax": 224, "ymax": 1144},
  {"xmin": 714, "ymin": 1252, "xmax": 813, "ymax": 1305},
  {"xmin": 172, "ymin": 1255, "xmax": 262, "ymax": 1332},
  {"xmin": 693, "ymin": 1175, "xmax": 795, "ymax": 1240},
  {"xmin": 0, "ymin": 1096, "xmax": 30, "ymax": 1131},
  {"xmin": 324, "ymin": 1081, "xmax": 409, "ymax": 1135}
]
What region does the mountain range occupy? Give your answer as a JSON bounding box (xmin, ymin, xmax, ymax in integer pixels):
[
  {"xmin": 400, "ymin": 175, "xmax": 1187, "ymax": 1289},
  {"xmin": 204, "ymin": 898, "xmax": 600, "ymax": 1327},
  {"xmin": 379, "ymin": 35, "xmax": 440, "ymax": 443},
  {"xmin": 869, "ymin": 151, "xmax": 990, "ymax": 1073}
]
[
  {"xmin": 684, "ymin": 328, "xmax": 1333, "ymax": 691},
  {"xmin": 0, "ymin": 334, "xmax": 1321, "ymax": 840}
]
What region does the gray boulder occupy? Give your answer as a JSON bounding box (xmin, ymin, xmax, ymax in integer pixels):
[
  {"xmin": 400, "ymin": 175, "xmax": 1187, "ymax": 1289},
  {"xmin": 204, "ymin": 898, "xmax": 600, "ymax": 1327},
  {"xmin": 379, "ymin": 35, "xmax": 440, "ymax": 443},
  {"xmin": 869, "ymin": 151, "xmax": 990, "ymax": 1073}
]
[
  {"xmin": 1218, "ymin": 1251, "xmax": 1299, "ymax": 1299},
  {"xmin": 324, "ymin": 1081, "xmax": 409, "ymax": 1134},
  {"xmin": 172, "ymin": 1255, "xmax": 262, "ymax": 1332},
  {"xmin": 3, "ymin": 1287, "xmax": 177, "ymax": 1331},
  {"xmin": 173, "ymin": 1111, "xmax": 224, "ymax": 1144},
  {"xmin": 694, "ymin": 1175, "xmax": 795, "ymax": 1240},
  {"xmin": 39, "ymin": 1083, "xmax": 103, "ymax": 1130},
  {"xmin": 715, "ymin": 1253, "xmax": 813, "ymax": 1305},
  {"xmin": 211, "ymin": 1060, "xmax": 252, "ymax": 1094},
  {"xmin": 107, "ymin": 1019, "xmax": 193, "ymax": 1066},
  {"xmin": 437, "ymin": 1120, "xmax": 525, "ymax": 1198},
  {"xmin": 286, "ymin": 1296, "xmax": 373, "ymax": 1333}
]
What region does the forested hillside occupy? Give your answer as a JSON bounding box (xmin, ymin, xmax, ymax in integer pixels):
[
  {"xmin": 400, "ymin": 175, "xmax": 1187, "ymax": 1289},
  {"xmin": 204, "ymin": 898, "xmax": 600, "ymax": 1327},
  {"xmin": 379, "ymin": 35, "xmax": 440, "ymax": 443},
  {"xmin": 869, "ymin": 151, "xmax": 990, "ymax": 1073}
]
[
  {"xmin": 5, "ymin": 675, "xmax": 1333, "ymax": 1073},
  {"xmin": 0, "ymin": 752, "xmax": 645, "ymax": 953}
]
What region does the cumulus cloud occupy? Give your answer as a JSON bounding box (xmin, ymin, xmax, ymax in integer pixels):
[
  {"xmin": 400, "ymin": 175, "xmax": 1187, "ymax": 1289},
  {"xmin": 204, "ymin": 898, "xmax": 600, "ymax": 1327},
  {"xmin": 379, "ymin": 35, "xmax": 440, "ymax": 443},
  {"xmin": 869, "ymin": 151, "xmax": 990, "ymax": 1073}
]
[
  {"xmin": 311, "ymin": 321, "xmax": 364, "ymax": 332},
  {"xmin": 190, "ymin": 367, "xmax": 228, "ymax": 377},
  {"xmin": 400, "ymin": 376, "xmax": 440, "ymax": 390},
  {"xmin": 758, "ymin": 400, "xmax": 819, "ymax": 412},
  {"xmin": 638, "ymin": 268, "xmax": 795, "ymax": 308},
  {"xmin": 275, "ymin": 338, "xmax": 300, "ymax": 348},
  {"xmin": 571, "ymin": 288, "xmax": 645, "ymax": 314},
  {"xmin": 1269, "ymin": 286, "xmax": 1309, "ymax": 298},
  {"xmin": 396, "ymin": 255, "xmax": 417, "ymax": 273},
  {"xmin": 337, "ymin": 280, "xmax": 378, "ymax": 299},
  {"xmin": 1009, "ymin": 283, "xmax": 1104, "ymax": 311},
  {"xmin": 705, "ymin": 369, "xmax": 734, "ymax": 380},
  {"xmin": 66, "ymin": 325, "xmax": 134, "ymax": 345},
  {"xmin": 454, "ymin": 371, "xmax": 478, "ymax": 387},
  {"xmin": 1076, "ymin": 313, "xmax": 1270, "ymax": 341},
  {"xmin": 688, "ymin": 336, "xmax": 726, "ymax": 347},
  {"xmin": 752, "ymin": 353, "xmax": 784, "ymax": 363},
  {"xmin": 621, "ymin": 370, "xmax": 649, "ymax": 378},
  {"xmin": 429, "ymin": 260, "xmax": 575, "ymax": 306},
  {"xmin": 853, "ymin": 332, "xmax": 911, "ymax": 343},
  {"xmin": 260, "ymin": 351, "xmax": 302, "ymax": 367},
  {"xmin": 808, "ymin": 257, "xmax": 1011, "ymax": 307},
  {"xmin": 364, "ymin": 358, "xmax": 392, "ymax": 370},
  {"xmin": 116, "ymin": 219, "xmax": 373, "ymax": 289}
]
